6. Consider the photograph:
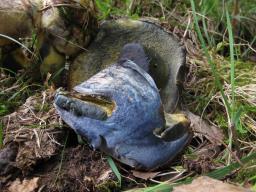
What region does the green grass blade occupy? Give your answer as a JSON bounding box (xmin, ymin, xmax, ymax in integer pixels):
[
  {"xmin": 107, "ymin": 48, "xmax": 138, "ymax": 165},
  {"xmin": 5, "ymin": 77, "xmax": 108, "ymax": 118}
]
[
  {"xmin": 7, "ymin": 84, "xmax": 40, "ymax": 101},
  {"xmin": 0, "ymin": 67, "xmax": 16, "ymax": 75},
  {"xmin": 225, "ymin": 7, "xmax": 236, "ymax": 121},
  {"xmin": 0, "ymin": 34, "xmax": 37, "ymax": 58},
  {"xmin": 202, "ymin": 16, "xmax": 211, "ymax": 47},
  {"xmin": 190, "ymin": 0, "xmax": 231, "ymax": 116},
  {"xmin": 107, "ymin": 156, "xmax": 122, "ymax": 187},
  {"xmin": 207, "ymin": 152, "xmax": 256, "ymax": 179},
  {"xmin": 142, "ymin": 183, "xmax": 173, "ymax": 192}
]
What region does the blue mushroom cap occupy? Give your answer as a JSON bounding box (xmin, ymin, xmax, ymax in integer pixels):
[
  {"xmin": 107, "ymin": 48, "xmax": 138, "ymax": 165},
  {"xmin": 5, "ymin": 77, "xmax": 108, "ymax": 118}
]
[{"xmin": 54, "ymin": 43, "xmax": 191, "ymax": 170}]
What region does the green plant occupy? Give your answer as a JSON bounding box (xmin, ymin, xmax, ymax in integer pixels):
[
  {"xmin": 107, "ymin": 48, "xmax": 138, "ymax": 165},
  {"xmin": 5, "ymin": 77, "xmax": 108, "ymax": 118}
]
[
  {"xmin": 95, "ymin": 0, "xmax": 140, "ymax": 19},
  {"xmin": 107, "ymin": 156, "xmax": 122, "ymax": 187},
  {"xmin": 95, "ymin": 0, "xmax": 113, "ymax": 19}
]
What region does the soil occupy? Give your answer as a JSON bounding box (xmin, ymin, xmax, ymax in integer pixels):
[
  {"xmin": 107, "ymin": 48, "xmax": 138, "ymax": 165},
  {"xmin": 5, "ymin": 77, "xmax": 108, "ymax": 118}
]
[
  {"xmin": 38, "ymin": 145, "xmax": 116, "ymax": 192},
  {"xmin": 1, "ymin": 142, "xmax": 118, "ymax": 192},
  {"xmin": 0, "ymin": 90, "xmax": 118, "ymax": 192}
]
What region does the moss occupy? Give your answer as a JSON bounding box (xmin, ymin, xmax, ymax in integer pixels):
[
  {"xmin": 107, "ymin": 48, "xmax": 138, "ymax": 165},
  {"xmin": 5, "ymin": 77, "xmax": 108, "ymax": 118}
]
[{"xmin": 96, "ymin": 180, "xmax": 120, "ymax": 192}]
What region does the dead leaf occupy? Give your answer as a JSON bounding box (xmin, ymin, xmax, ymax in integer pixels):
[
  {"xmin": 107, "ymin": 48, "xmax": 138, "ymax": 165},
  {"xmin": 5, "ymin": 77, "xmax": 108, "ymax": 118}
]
[
  {"xmin": 185, "ymin": 111, "xmax": 224, "ymax": 145},
  {"xmin": 96, "ymin": 169, "xmax": 114, "ymax": 183},
  {"xmin": 173, "ymin": 176, "xmax": 252, "ymax": 192},
  {"xmin": 183, "ymin": 143, "xmax": 222, "ymax": 173},
  {"xmin": 8, "ymin": 177, "xmax": 39, "ymax": 192},
  {"xmin": 132, "ymin": 170, "xmax": 160, "ymax": 180}
]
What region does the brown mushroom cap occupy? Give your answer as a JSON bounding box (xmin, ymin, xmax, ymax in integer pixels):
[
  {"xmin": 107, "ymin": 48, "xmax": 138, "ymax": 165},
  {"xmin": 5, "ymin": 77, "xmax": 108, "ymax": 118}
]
[{"xmin": 69, "ymin": 19, "xmax": 186, "ymax": 112}]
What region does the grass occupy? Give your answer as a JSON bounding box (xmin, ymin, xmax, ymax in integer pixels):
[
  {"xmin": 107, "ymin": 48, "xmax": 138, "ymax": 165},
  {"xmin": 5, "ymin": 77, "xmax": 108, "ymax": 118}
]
[
  {"xmin": 95, "ymin": 0, "xmax": 140, "ymax": 19},
  {"xmin": 187, "ymin": 0, "xmax": 255, "ymax": 138},
  {"xmin": 190, "ymin": 0, "xmax": 231, "ymax": 116},
  {"xmin": 225, "ymin": 5, "xmax": 238, "ymax": 164},
  {"xmin": 113, "ymin": 0, "xmax": 255, "ymax": 190},
  {"xmin": 0, "ymin": 34, "xmax": 36, "ymax": 57},
  {"xmin": 107, "ymin": 156, "xmax": 122, "ymax": 187},
  {"xmin": 136, "ymin": 152, "xmax": 256, "ymax": 192},
  {"xmin": 226, "ymin": 6, "xmax": 236, "ymax": 122},
  {"xmin": 0, "ymin": 69, "xmax": 43, "ymax": 117},
  {"xmin": 95, "ymin": 0, "xmax": 113, "ymax": 19},
  {"xmin": 190, "ymin": 0, "xmax": 238, "ymax": 166}
]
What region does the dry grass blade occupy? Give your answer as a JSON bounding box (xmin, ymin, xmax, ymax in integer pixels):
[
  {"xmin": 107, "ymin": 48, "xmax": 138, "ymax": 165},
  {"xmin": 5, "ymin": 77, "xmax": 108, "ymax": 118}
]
[{"xmin": 0, "ymin": 34, "xmax": 37, "ymax": 58}]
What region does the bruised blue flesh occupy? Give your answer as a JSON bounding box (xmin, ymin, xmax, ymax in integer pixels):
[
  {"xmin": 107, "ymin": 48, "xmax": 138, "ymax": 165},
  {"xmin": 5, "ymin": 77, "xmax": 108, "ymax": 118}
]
[
  {"xmin": 118, "ymin": 43, "xmax": 149, "ymax": 72},
  {"xmin": 54, "ymin": 43, "xmax": 191, "ymax": 170}
]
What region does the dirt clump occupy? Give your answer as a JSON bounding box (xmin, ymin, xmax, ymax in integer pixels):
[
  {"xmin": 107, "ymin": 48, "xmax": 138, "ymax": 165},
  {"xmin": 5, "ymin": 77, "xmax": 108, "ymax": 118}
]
[{"xmin": 39, "ymin": 145, "xmax": 117, "ymax": 192}]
